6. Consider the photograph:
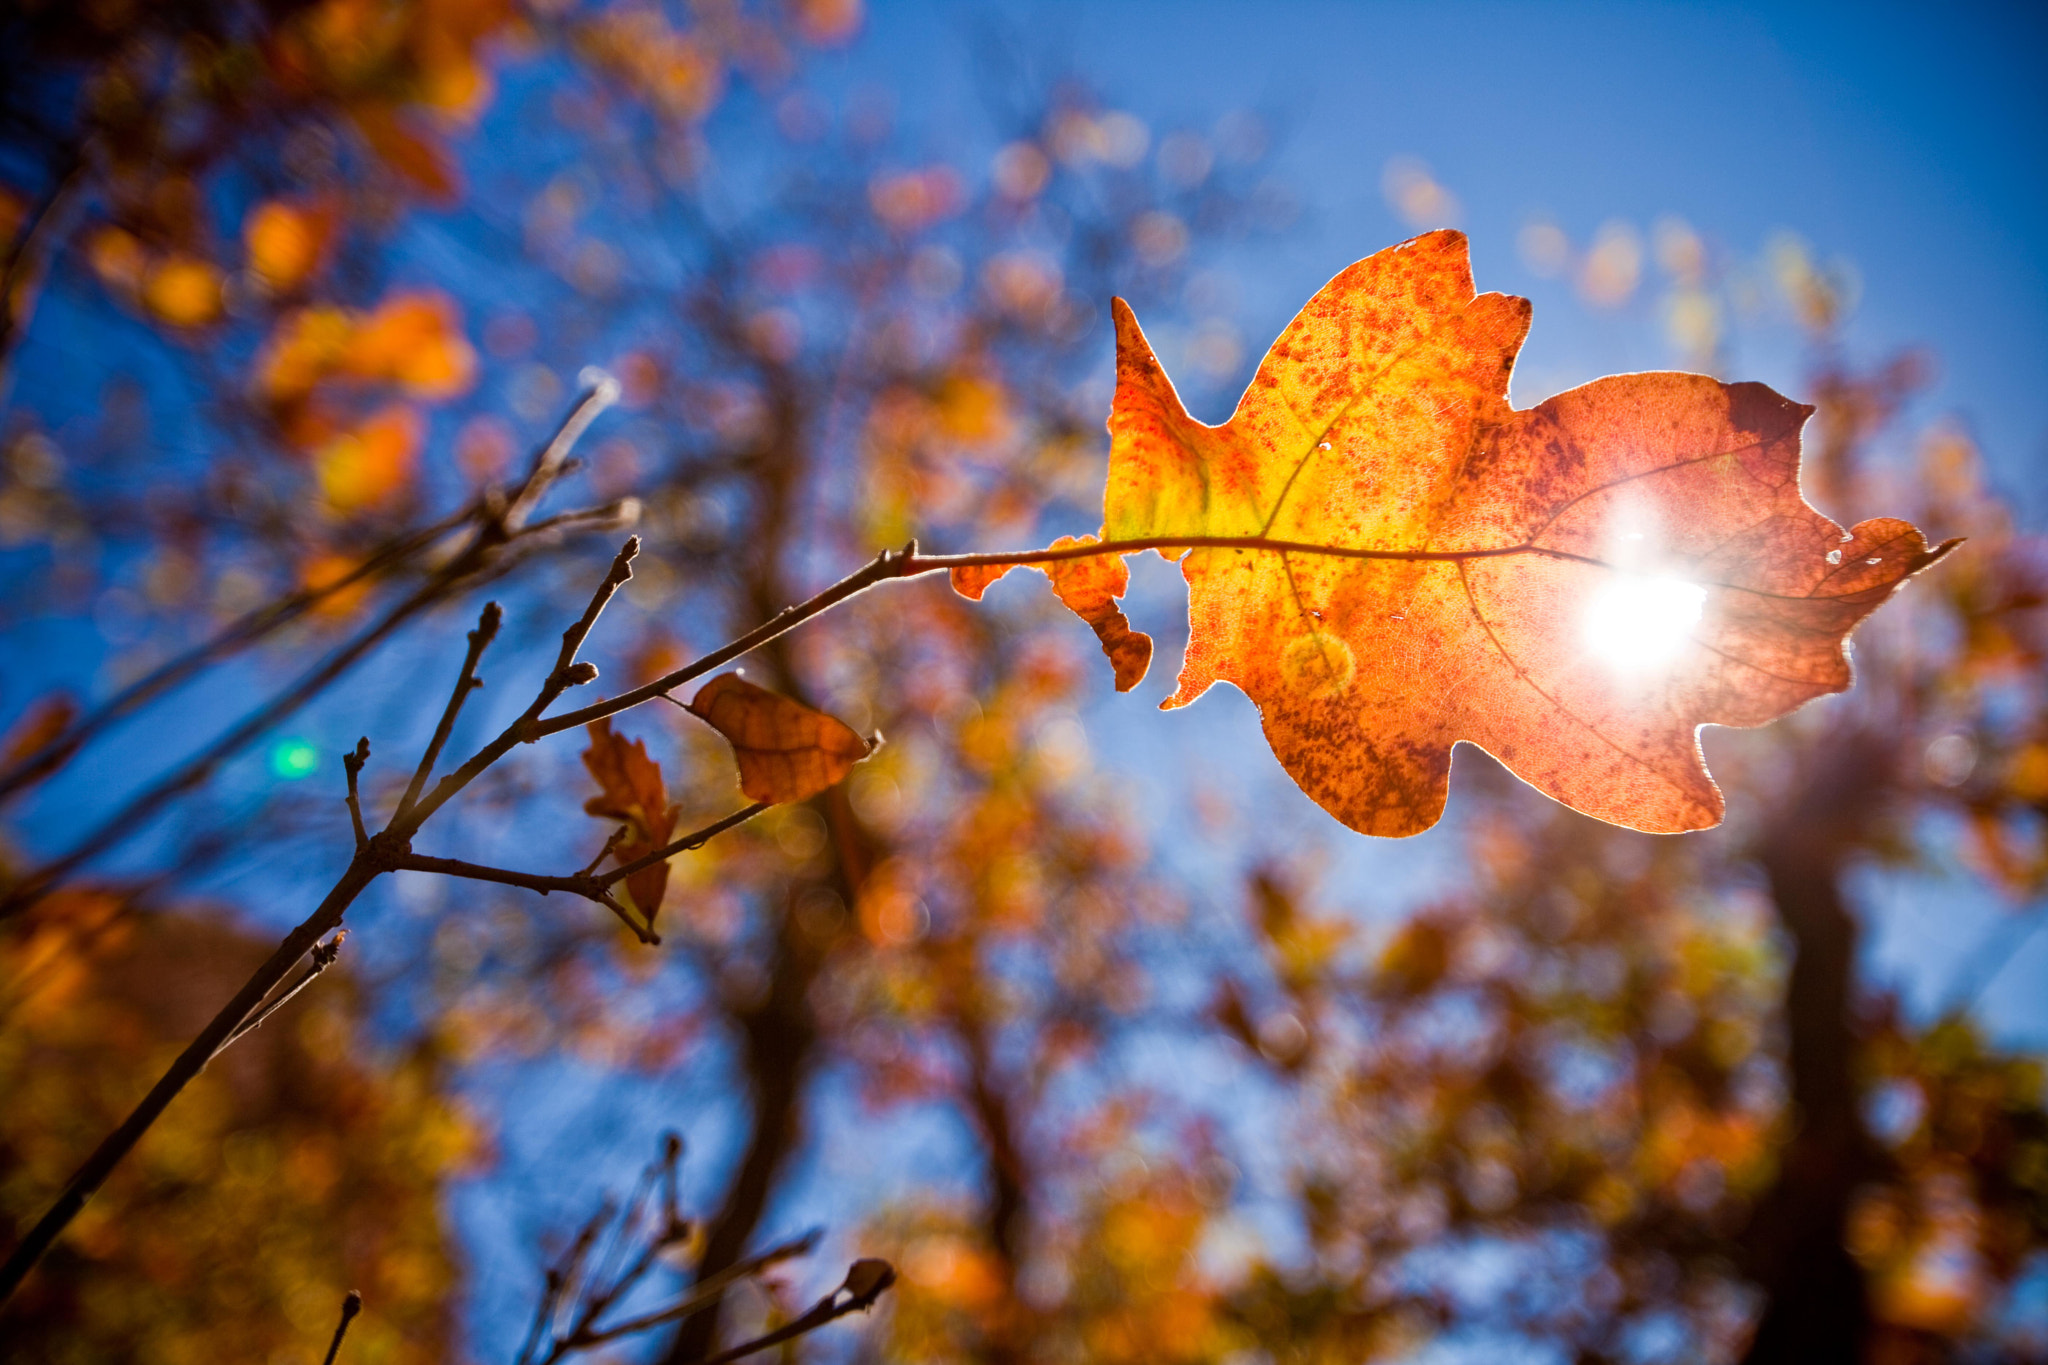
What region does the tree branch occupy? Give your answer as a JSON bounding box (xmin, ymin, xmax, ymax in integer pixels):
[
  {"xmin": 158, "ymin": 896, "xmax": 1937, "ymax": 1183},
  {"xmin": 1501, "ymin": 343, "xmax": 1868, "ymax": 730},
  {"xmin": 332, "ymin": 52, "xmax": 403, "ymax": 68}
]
[
  {"xmin": 0, "ymin": 503, "xmax": 474, "ymax": 806},
  {"xmin": 396, "ymin": 601, "xmax": 503, "ymax": 818},
  {"xmin": 219, "ymin": 931, "xmax": 347, "ymax": 1056},
  {"xmin": 0, "ymin": 854, "xmax": 381, "ymax": 1305},
  {"xmin": 557, "ymin": 1233, "xmax": 820, "ymax": 1356},
  {"xmin": 343, "ymin": 738, "xmax": 371, "ymax": 850},
  {"xmin": 396, "ymin": 536, "xmax": 639, "ymax": 834},
  {"xmin": 0, "ymin": 526, "xmax": 632, "ymax": 1303},
  {"xmin": 387, "ymin": 802, "xmax": 768, "ymax": 945},
  {"xmin": 688, "ymin": 1259, "xmax": 896, "ymax": 1365},
  {"xmin": 320, "ymin": 1290, "xmax": 363, "ymax": 1365},
  {"xmin": 0, "ymin": 376, "xmax": 625, "ymax": 919}
]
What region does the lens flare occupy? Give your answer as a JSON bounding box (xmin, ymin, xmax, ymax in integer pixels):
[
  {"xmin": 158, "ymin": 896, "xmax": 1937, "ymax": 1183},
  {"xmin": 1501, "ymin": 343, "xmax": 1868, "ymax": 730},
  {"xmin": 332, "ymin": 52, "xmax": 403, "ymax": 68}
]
[{"xmin": 1584, "ymin": 575, "xmax": 1706, "ymax": 672}]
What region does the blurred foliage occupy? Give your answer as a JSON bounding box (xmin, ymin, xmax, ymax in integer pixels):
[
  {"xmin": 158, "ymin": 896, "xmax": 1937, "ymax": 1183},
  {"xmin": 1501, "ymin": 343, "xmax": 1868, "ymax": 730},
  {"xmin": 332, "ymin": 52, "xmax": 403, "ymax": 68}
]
[
  {"xmin": 1, "ymin": 0, "xmax": 2045, "ymax": 1362},
  {"xmin": 0, "ymin": 881, "xmax": 477, "ymax": 1364}
]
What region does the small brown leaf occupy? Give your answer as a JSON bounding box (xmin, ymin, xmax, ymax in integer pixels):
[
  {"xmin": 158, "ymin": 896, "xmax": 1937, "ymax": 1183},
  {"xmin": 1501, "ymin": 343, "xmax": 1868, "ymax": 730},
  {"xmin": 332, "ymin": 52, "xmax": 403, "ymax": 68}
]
[
  {"xmin": 580, "ymin": 718, "xmax": 678, "ymax": 926},
  {"xmin": 687, "ymin": 673, "xmax": 870, "ymax": 804}
]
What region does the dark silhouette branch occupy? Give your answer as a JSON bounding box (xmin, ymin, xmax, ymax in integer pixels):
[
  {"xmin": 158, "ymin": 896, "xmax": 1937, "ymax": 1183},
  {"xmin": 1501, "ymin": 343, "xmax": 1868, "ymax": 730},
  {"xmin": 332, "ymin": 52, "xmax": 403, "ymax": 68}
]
[
  {"xmin": 687, "ymin": 1259, "xmax": 896, "ymax": 1365},
  {"xmin": 220, "ymin": 931, "xmax": 347, "ymax": 1054},
  {"xmin": 397, "ymin": 601, "xmax": 503, "ymax": 818},
  {"xmin": 0, "ymin": 528, "xmax": 629, "ymax": 1303},
  {"xmin": 0, "ymin": 503, "xmax": 474, "ymax": 806},
  {"xmin": 0, "ymin": 376, "xmax": 630, "ymax": 920},
  {"xmin": 320, "ymin": 1290, "xmax": 363, "ymax": 1365},
  {"xmin": 343, "ymin": 738, "xmax": 371, "ymax": 851}
]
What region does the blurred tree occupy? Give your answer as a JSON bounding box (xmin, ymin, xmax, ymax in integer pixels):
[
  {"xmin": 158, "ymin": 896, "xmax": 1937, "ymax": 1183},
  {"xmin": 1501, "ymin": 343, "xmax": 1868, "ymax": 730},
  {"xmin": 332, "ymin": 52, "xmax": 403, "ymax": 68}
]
[{"xmin": 1, "ymin": 2, "xmax": 2042, "ymax": 1364}]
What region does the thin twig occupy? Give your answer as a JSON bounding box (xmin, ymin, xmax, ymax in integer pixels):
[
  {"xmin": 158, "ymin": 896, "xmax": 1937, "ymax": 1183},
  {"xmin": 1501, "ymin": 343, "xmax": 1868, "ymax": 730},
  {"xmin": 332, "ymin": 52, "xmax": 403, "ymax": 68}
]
[
  {"xmin": 562, "ymin": 1233, "xmax": 822, "ymax": 1354},
  {"xmin": 600, "ymin": 804, "xmax": 770, "ymax": 888},
  {"xmin": 540, "ymin": 541, "xmax": 920, "ymax": 737},
  {"xmin": 397, "ymin": 601, "xmax": 503, "ymax": 818},
  {"xmin": 399, "ymin": 537, "xmax": 640, "ymax": 833},
  {"xmin": 579, "ymin": 826, "xmax": 630, "ymax": 877},
  {"xmin": 0, "ymin": 150, "xmax": 88, "ymax": 384},
  {"xmin": 321, "ymin": 1290, "xmax": 363, "ymax": 1365},
  {"xmin": 387, "ymin": 803, "xmax": 766, "ymax": 945},
  {"xmin": 343, "ymin": 738, "xmax": 371, "ymax": 850},
  {"xmin": 219, "ymin": 931, "xmax": 347, "ymax": 1055},
  {"xmin": 0, "ymin": 380, "xmax": 628, "ymax": 919},
  {"xmin": 0, "ymin": 504, "xmax": 473, "ymax": 806},
  {"xmin": 503, "ymin": 370, "xmax": 622, "ymax": 533},
  {"xmin": 688, "ymin": 1259, "xmax": 896, "ymax": 1365}
]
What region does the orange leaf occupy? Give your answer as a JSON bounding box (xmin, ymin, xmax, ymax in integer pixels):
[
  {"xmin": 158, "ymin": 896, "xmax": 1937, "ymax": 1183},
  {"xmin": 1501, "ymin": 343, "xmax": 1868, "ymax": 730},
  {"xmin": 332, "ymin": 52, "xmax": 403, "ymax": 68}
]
[
  {"xmin": 959, "ymin": 231, "xmax": 1955, "ymax": 837},
  {"xmin": 950, "ymin": 535, "xmax": 1152, "ymax": 691},
  {"xmin": 581, "ymin": 719, "xmax": 678, "ymax": 926},
  {"xmin": 244, "ymin": 198, "xmax": 335, "ymax": 293},
  {"xmin": 687, "ymin": 673, "xmax": 870, "ymax": 804},
  {"xmin": 141, "ymin": 255, "xmax": 224, "ymax": 327},
  {"xmin": 315, "ymin": 403, "xmax": 421, "ymax": 513}
]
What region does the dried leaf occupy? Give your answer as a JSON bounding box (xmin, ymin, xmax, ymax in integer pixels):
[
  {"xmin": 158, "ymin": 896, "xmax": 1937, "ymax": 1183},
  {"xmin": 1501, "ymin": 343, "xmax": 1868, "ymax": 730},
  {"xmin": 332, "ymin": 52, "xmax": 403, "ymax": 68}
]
[
  {"xmin": 687, "ymin": 673, "xmax": 870, "ymax": 805},
  {"xmin": 960, "ymin": 231, "xmax": 1956, "ymax": 837},
  {"xmin": 581, "ymin": 718, "xmax": 678, "ymax": 926}
]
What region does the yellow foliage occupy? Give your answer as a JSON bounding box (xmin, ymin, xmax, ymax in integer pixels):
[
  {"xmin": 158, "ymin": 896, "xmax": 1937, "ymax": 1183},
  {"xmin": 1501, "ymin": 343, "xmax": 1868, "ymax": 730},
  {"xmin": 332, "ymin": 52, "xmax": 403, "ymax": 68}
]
[
  {"xmin": 244, "ymin": 199, "xmax": 333, "ymax": 293},
  {"xmin": 315, "ymin": 403, "xmax": 422, "ymax": 512},
  {"xmin": 141, "ymin": 256, "xmax": 224, "ymax": 327},
  {"xmin": 0, "ymin": 900, "xmax": 471, "ymax": 1363}
]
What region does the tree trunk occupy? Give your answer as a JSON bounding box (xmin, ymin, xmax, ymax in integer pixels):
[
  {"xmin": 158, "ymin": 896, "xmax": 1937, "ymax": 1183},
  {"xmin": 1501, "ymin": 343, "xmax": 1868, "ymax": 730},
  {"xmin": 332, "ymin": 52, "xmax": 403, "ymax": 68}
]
[{"xmin": 1740, "ymin": 730, "xmax": 1887, "ymax": 1363}]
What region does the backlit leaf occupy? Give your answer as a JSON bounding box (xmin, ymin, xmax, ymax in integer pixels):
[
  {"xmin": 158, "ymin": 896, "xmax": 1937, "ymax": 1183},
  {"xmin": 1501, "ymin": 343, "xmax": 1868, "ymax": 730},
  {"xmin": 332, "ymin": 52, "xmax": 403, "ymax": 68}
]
[
  {"xmin": 960, "ymin": 231, "xmax": 1956, "ymax": 836},
  {"xmin": 581, "ymin": 718, "xmax": 679, "ymax": 926},
  {"xmin": 687, "ymin": 673, "xmax": 871, "ymax": 805}
]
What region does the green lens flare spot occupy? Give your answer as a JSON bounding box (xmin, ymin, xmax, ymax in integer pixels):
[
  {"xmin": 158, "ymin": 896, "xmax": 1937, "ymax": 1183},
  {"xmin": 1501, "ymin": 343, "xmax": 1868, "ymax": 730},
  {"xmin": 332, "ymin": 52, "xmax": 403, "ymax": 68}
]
[{"xmin": 272, "ymin": 741, "xmax": 321, "ymax": 779}]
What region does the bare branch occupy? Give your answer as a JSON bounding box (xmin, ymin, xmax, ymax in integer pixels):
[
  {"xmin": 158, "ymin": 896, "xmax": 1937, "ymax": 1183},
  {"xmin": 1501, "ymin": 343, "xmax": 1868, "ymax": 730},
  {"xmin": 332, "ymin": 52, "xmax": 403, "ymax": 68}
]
[
  {"xmin": 0, "ymin": 854, "xmax": 381, "ymax": 1304},
  {"xmin": 562, "ymin": 1233, "xmax": 821, "ymax": 1354},
  {"xmin": 599, "ymin": 804, "xmax": 770, "ymax": 889},
  {"xmin": 343, "ymin": 738, "xmax": 371, "ymax": 851},
  {"xmin": 218, "ymin": 931, "xmax": 347, "ymax": 1056},
  {"xmin": 688, "ymin": 1258, "xmax": 897, "ymax": 1365},
  {"xmin": 397, "ymin": 601, "xmax": 503, "ymax": 819},
  {"xmin": 540, "ymin": 540, "xmax": 921, "ymax": 737},
  {"xmin": 320, "ymin": 1290, "xmax": 363, "ymax": 1365},
  {"xmin": 0, "ymin": 504, "xmax": 473, "ymax": 806},
  {"xmin": 0, "ymin": 526, "xmax": 637, "ymax": 1303},
  {"xmin": 398, "ymin": 536, "xmax": 639, "ymax": 834},
  {"xmin": 386, "ymin": 802, "xmax": 765, "ymax": 946},
  {"xmin": 502, "ymin": 369, "xmax": 621, "ymax": 533}
]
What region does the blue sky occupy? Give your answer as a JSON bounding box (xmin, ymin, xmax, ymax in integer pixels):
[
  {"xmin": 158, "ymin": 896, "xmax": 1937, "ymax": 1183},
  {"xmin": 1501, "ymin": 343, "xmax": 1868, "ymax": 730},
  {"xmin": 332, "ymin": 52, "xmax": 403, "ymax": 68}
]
[{"xmin": 863, "ymin": 0, "xmax": 2046, "ymax": 506}]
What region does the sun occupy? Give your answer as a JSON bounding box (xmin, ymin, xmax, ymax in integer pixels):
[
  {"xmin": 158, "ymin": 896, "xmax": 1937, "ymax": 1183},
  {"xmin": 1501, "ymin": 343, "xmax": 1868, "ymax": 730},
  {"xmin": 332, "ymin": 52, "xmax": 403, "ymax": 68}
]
[{"xmin": 1583, "ymin": 573, "xmax": 1707, "ymax": 673}]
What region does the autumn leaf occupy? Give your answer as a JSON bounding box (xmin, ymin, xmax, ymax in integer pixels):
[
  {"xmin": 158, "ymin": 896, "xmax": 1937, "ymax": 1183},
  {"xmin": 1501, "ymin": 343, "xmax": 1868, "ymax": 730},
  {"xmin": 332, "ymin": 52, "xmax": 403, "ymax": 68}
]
[
  {"xmin": 244, "ymin": 198, "xmax": 336, "ymax": 294},
  {"xmin": 581, "ymin": 719, "xmax": 679, "ymax": 928},
  {"xmin": 687, "ymin": 673, "xmax": 871, "ymax": 804},
  {"xmin": 950, "ymin": 534, "xmax": 1153, "ymax": 691},
  {"xmin": 316, "ymin": 403, "xmax": 422, "ymax": 513},
  {"xmin": 960, "ymin": 230, "xmax": 1957, "ymax": 837}
]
